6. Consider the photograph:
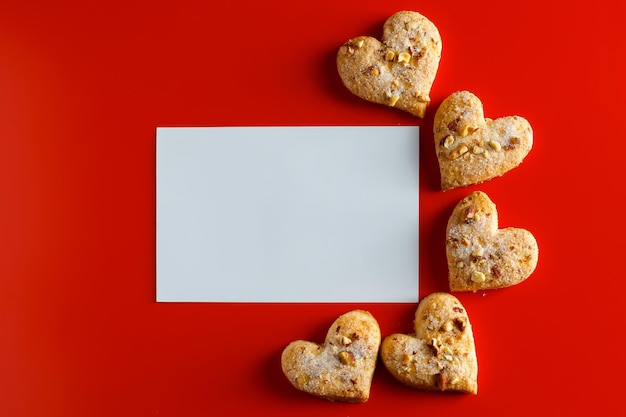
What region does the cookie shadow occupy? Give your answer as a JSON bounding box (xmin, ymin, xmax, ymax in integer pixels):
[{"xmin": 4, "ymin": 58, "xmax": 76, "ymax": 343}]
[
  {"xmin": 419, "ymin": 97, "xmax": 445, "ymax": 192},
  {"xmin": 263, "ymin": 347, "xmax": 301, "ymax": 401},
  {"xmin": 421, "ymin": 198, "xmax": 458, "ymax": 295}
]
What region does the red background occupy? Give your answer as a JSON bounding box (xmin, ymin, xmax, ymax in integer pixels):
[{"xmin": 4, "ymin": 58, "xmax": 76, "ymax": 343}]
[{"xmin": 1, "ymin": 0, "xmax": 624, "ymax": 415}]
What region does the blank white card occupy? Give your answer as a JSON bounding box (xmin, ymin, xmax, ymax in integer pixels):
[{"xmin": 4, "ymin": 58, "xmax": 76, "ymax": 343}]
[{"xmin": 156, "ymin": 126, "xmax": 418, "ymax": 302}]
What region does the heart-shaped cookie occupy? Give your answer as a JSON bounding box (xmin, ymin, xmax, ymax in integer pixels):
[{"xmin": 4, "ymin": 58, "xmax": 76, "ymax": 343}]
[
  {"xmin": 281, "ymin": 310, "xmax": 381, "ymax": 402},
  {"xmin": 446, "ymin": 191, "xmax": 539, "ymax": 292},
  {"xmin": 336, "ymin": 11, "xmax": 442, "ymax": 117},
  {"xmin": 434, "ymin": 91, "xmax": 533, "ymax": 190},
  {"xmin": 380, "ymin": 292, "xmax": 478, "ymax": 394}
]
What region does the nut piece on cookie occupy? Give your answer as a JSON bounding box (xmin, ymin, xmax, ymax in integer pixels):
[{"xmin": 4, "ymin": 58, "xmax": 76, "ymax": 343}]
[
  {"xmin": 446, "ymin": 191, "xmax": 539, "ymax": 292},
  {"xmin": 380, "ymin": 293, "xmax": 478, "ymax": 394},
  {"xmin": 281, "ymin": 310, "xmax": 381, "ymax": 402},
  {"xmin": 433, "ymin": 90, "xmax": 533, "ymax": 190},
  {"xmin": 336, "ymin": 11, "xmax": 442, "ymax": 117}
]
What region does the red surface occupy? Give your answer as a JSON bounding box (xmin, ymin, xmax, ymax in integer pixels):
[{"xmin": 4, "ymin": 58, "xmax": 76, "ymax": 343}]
[{"xmin": 1, "ymin": 1, "xmax": 625, "ymax": 415}]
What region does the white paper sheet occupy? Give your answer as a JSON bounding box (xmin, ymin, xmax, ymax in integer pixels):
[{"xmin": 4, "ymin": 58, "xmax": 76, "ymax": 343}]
[{"xmin": 156, "ymin": 126, "xmax": 418, "ymax": 302}]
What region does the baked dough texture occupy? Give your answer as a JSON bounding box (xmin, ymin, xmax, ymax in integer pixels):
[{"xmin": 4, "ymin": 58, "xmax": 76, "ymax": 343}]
[
  {"xmin": 336, "ymin": 10, "xmax": 442, "ymax": 117},
  {"xmin": 281, "ymin": 310, "xmax": 381, "ymax": 402},
  {"xmin": 446, "ymin": 191, "xmax": 539, "ymax": 292},
  {"xmin": 380, "ymin": 292, "xmax": 478, "ymax": 394},
  {"xmin": 434, "ymin": 90, "xmax": 533, "ymax": 190}
]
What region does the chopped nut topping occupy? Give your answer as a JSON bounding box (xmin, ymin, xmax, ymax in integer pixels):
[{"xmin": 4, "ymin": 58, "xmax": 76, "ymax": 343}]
[
  {"xmin": 385, "ymin": 50, "xmax": 395, "ymax": 61},
  {"xmin": 472, "ymin": 145, "xmax": 484, "ymax": 155},
  {"xmin": 428, "ymin": 338, "xmax": 441, "ymax": 355},
  {"xmin": 401, "ymin": 352, "xmax": 412, "ymax": 364},
  {"xmin": 510, "ymin": 136, "xmax": 521, "ymax": 145},
  {"xmin": 417, "ymin": 94, "xmax": 430, "ymax": 103},
  {"xmin": 371, "ymin": 67, "xmax": 380, "ymax": 76},
  {"xmin": 442, "ymin": 135, "xmax": 455, "ymax": 149},
  {"xmin": 341, "ymin": 336, "xmax": 352, "ymax": 346},
  {"xmin": 447, "ymin": 118, "xmax": 459, "ymax": 132},
  {"xmin": 491, "ymin": 265, "xmax": 502, "ymax": 278},
  {"xmin": 443, "ymin": 321, "xmax": 454, "ymax": 332},
  {"xmin": 338, "ymin": 351, "xmax": 356, "ymax": 366},
  {"xmin": 464, "ymin": 205, "xmax": 476, "ymax": 223},
  {"xmin": 397, "ymin": 52, "xmax": 411, "ymax": 65},
  {"xmin": 435, "ymin": 373, "xmax": 447, "ymax": 390},
  {"xmin": 297, "ymin": 374, "xmax": 311, "ymax": 385},
  {"xmin": 471, "ymin": 270, "xmax": 486, "ymax": 283},
  {"xmin": 472, "ymin": 255, "xmax": 486, "ymax": 265},
  {"xmin": 388, "ymin": 94, "xmax": 400, "ymax": 107},
  {"xmin": 449, "ymin": 145, "xmax": 469, "ymax": 159},
  {"xmin": 459, "ymin": 124, "xmax": 479, "ymax": 137},
  {"xmin": 405, "ymin": 21, "xmax": 419, "ymax": 30},
  {"xmin": 454, "ymin": 317, "xmax": 467, "ymax": 331},
  {"xmin": 353, "ymin": 38, "xmax": 365, "ymax": 48},
  {"xmin": 456, "ymin": 261, "xmax": 465, "ymax": 268},
  {"xmin": 489, "ymin": 140, "xmax": 502, "ymax": 151},
  {"xmin": 471, "ymin": 247, "xmax": 484, "ymax": 257}
]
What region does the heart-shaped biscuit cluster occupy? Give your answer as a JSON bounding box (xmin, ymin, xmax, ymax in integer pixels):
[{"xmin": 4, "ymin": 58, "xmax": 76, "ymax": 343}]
[
  {"xmin": 336, "ymin": 11, "xmax": 442, "ymax": 117},
  {"xmin": 446, "ymin": 191, "xmax": 539, "ymax": 292},
  {"xmin": 380, "ymin": 293, "xmax": 478, "ymax": 394},
  {"xmin": 434, "ymin": 91, "xmax": 533, "ymax": 190},
  {"xmin": 281, "ymin": 310, "xmax": 381, "ymax": 402},
  {"xmin": 281, "ymin": 10, "xmax": 543, "ymax": 403}
]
